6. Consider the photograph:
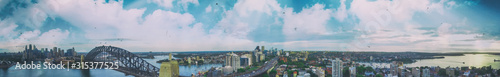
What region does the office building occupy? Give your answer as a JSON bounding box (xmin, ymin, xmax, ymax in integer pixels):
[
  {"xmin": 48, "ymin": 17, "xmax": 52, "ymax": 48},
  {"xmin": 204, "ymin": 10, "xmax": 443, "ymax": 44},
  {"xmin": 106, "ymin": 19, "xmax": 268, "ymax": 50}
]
[
  {"xmin": 261, "ymin": 46, "xmax": 265, "ymax": 52},
  {"xmin": 422, "ymin": 68, "xmax": 430, "ymax": 77},
  {"xmin": 332, "ymin": 58, "xmax": 343, "ymax": 77},
  {"xmin": 349, "ymin": 66, "xmax": 356, "ymax": 77},
  {"xmin": 446, "ymin": 68, "xmax": 455, "ymax": 77},
  {"xmin": 225, "ymin": 52, "xmax": 240, "ymax": 72},
  {"xmin": 244, "ymin": 54, "xmax": 253, "ymax": 65},
  {"xmin": 65, "ymin": 47, "xmax": 76, "ymax": 57},
  {"xmin": 253, "ymin": 46, "xmax": 260, "ymax": 63},
  {"xmin": 169, "ymin": 53, "xmax": 173, "ymax": 60},
  {"xmin": 313, "ymin": 67, "xmax": 325, "ymax": 77},
  {"xmin": 412, "ymin": 67, "xmax": 420, "ymax": 77},
  {"xmin": 159, "ymin": 60, "xmax": 179, "ymax": 77},
  {"xmin": 240, "ymin": 55, "xmax": 249, "ymax": 66}
]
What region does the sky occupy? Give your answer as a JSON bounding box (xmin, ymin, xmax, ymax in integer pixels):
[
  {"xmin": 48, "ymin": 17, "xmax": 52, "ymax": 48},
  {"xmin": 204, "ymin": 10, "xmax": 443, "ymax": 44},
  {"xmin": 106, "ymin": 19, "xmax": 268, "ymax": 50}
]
[{"xmin": 0, "ymin": 0, "xmax": 499, "ymax": 52}]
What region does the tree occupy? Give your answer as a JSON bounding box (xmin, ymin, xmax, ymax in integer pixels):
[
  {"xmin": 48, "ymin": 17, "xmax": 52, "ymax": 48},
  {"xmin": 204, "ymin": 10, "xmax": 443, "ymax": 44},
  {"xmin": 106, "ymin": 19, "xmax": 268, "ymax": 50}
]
[
  {"xmin": 375, "ymin": 74, "xmax": 383, "ymax": 77},
  {"xmin": 278, "ymin": 60, "xmax": 285, "ymax": 65},
  {"xmin": 288, "ymin": 70, "xmax": 294, "ymax": 76},
  {"xmin": 237, "ymin": 68, "xmax": 246, "ymax": 73},
  {"xmin": 270, "ymin": 70, "xmax": 277, "ymax": 75},
  {"xmin": 357, "ymin": 66, "xmax": 366, "ymax": 74},
  {"xmin": 262, "ymin": 73, "xmax": 270, "ymax": 77},
  {"xmin": 438, "ymin": 69, "xmax": 447, "ymax": 76},
  {"xmin": 343, "ymin": 67, "xmax": 350, "ymax": 77},
  {"xmin": 356, "ymin": 74, "xmax": 365, "ymax": 77},
  {"xmin": 366, "ymin": 66, "xmax": 374, "ymax": 72},
  {"xmin": 497, "ymin": 69, "xmax": 500, "ymax": 75},
  {"xmin": 478, "ymin": 66, "xmax": 486, "ymax": 75}
]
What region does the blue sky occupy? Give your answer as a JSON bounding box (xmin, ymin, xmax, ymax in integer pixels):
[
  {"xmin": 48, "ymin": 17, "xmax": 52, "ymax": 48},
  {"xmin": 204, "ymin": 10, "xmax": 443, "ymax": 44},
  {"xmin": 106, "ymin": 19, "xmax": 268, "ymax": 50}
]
[{"xmin": 0, "ymin": 0, "xmax": 499, "ymax": 52}]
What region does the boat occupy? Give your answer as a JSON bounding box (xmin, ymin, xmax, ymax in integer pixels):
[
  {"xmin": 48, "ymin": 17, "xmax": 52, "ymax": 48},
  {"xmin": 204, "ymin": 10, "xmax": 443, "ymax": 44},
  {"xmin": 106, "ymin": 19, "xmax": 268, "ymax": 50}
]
[
  {"xmin": 45, "ymin": 58, "xmax": 53, "ymax": 63},
  {"xmin": 495, "ymin": 59, "xmax": 500, "ymax": 62}
]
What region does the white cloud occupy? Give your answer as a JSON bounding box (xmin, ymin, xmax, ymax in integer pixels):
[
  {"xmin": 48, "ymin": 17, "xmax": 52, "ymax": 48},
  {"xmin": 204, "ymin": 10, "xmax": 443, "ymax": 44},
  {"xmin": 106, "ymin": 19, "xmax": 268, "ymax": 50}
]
[
  {"xmin": 447, "ymin": 1, "xmax": 456, "ymax": 7},
  {"xmin": 3, "ymin": 0, "xmax": 490, "ymax": 52},
  {"xmin": 0, "ymin": 28, "xmax": 70, "ymax": 52},
  {"xmin": 25, "ymin": 0, "xmax": 260, "ymax": 52},
  {"xmin": 2, "ymin": 0, "xmax": 50, "ymax": 29},
  {"xmin": 281, "ymin": 40, "xmax": 347, "ymax": 51},
  {"xmin": 283, "ymin": 4, "xmax": 332, "ymax": 40},
  {"xmin": 36, "ymin": 29, "xmax": 70, "ymax": 47},
  {"xmin": 205, "ymin": 5, "xmax": 212, "ymax": 12},
  {"xmin": 332, "ymin": 0, "xmax": 348, "ymax": 22},
  {"xmin": 214, "ymin": 0, "xmax": 282, "ymax": 39},
  {"xmin": 232, "ymin": 0, "xmax": 282, "ymax": 17},
  {"xmin": 18, "ymin": 30, "xmax": 41, "ymax": 41},
  {"xmin": 348, "ymin": 0, "xmax": 456, "ymax": 29},
  {"xmin": 344, "ymin": 0, "xmax": 479, "ymax": 52},
  {"xmin": 0, "ymin": 19, "xmax": 18, "ymax": 38},
  {"xmin": 0, "ymin": 30, "xmax": 41, "ymax": 51},
  {"xmin": 438, "ymin": 23, "xmax": 453, "ymax": 35},
  {"xmin": 147, "ymin": 0, "xmax": 199, "ymax": 9}
]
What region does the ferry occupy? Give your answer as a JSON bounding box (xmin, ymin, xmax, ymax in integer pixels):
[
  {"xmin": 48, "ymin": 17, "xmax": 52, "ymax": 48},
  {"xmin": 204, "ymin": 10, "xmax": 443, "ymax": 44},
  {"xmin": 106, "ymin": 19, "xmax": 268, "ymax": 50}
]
[
  {"xmin": 494, "ymin": 59, "xmax": 500, "ymax": 62},
  {"xmin": 45, "ymin": 58, "xmax": 53, "ymax": 63}
]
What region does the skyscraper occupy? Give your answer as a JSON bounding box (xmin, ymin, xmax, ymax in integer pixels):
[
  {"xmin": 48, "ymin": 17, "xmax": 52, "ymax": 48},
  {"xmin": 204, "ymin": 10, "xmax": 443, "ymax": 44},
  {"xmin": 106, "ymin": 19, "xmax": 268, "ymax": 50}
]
[
  {"xmin": 231, "ymin": 53, "xmax": 240, "ymax": 72},
  {"xmin": 412, "ymin": 67, "xmax": 420, "ymax": 77},
  {"xmin": 240, "ymin": 55, "xmax": 249, "ymax": 66},
  {"xmin": 22, "ymin": 45, "xmax": 27, "ymax": 60},
  {"xmin": 349, "ymin": 66, "xmax": 356, "ymax": 77},
  {"xmin": 277, "ymin": 49, "xmax": 281, "ymax": 56},
  {"xmin": 260, "ymin": 54, "xmax": 265, "ymax": 61},
  {"xmin": 261, "ymin": 46, "xmax": 265, "ymax": 52},
  {"xmin": 244, "ymin": 54, "xmax": 253, "ymax": 66},
  {"xmin": 72, "ymin": 47, "xmax": 76, "ymax": 56},
  {"xmin": 332, "ymin": 58, "xmax": 342, "ymax": 77},
  {"xmin": 422, "ymin": 68, "xmax": 430, "ymax": 77},
  {"xmin": 58, "ymin": 48, "xmax": 64, "ymax": 57},
  {"xmin": 28, "ymin": 44, "xmax": 32, "ymax": 59},
  {"xmin": 225, "ymin": 52, "xmax": 240, "ymax": 72},
  {"xmin": 169, "ymin": 53, "xmax": 173, "ymax": 60},
  {"xmin": 304, "ymin": 51, "xmax": 308, "ymax": 61},
  {"xmin": 66, "ymin": 48, "xmax": 76, "ymax": 57},
  {"xmin": 52, "ymin": 47, "xmax": 57, "ymax": 57},
  {"xmin": 253, "ymin": 46, "xmax": 260, "ymax": 63}
]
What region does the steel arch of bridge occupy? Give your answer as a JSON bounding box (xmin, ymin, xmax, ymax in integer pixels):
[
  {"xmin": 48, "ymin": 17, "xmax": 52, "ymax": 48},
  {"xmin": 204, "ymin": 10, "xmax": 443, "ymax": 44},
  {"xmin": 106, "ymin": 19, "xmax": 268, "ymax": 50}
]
[{"xmin": 85, "ymin": 46, "xmax": 159, "ymax": 77}]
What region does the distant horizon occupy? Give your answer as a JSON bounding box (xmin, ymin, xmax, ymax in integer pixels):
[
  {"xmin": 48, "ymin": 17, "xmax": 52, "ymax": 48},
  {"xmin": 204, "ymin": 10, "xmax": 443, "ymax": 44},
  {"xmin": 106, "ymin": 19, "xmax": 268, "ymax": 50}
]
[{"xmin": 4, "ymin": 44, "xmax": 500, "ymax": 53}]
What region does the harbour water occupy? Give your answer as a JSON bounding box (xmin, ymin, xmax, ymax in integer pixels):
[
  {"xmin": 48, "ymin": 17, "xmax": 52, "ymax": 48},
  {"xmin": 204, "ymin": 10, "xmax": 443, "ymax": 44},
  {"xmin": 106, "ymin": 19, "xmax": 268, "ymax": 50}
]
[
  {"xmin": 359, "ymin": 54, "xmax": 500, "ymax": 69},
  {"xmin": 0, "ymin": 56, "xmax": 222, "ymax": 77}
]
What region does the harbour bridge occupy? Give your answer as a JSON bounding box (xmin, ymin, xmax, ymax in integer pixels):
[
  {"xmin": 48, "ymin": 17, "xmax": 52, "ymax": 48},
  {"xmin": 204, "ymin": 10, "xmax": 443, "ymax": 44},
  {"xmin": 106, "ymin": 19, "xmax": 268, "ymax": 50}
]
[{"xmin": 84, "ymin": 46, "xmax": 159, "ymax": 77}]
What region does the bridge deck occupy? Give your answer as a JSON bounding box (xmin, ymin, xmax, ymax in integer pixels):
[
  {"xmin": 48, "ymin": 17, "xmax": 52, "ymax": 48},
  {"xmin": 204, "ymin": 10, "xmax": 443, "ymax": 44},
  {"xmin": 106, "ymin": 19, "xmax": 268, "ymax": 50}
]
[
  {"xmin": 114, "ymin": 67, "xmax": 159, "ymax": 77},
  {"xmin": 85, "ymin": 46, "xmax": 160, "ymax": 77}
]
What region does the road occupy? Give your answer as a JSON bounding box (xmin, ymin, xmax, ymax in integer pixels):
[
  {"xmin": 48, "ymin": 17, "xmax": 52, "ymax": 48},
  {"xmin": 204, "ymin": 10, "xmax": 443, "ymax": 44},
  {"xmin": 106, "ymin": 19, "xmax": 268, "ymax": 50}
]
[{"xmin": 235, "ymin": 57, "xmax": 278, "ymax": 77}]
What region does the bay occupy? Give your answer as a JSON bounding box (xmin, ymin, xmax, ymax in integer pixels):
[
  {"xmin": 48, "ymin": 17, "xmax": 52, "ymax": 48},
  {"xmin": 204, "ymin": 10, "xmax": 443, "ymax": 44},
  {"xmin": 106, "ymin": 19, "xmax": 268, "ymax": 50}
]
[{"xmin": 0, "ymin": 56, "xmax": 222, "ymax": 77}]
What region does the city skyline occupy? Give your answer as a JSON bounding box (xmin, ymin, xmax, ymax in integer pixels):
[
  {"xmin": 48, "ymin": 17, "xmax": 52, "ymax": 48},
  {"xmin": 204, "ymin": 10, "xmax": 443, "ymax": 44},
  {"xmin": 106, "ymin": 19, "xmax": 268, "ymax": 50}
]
[{"xmin": 1, "ymin": 0, "xmax": 500, "ymax": 52}]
